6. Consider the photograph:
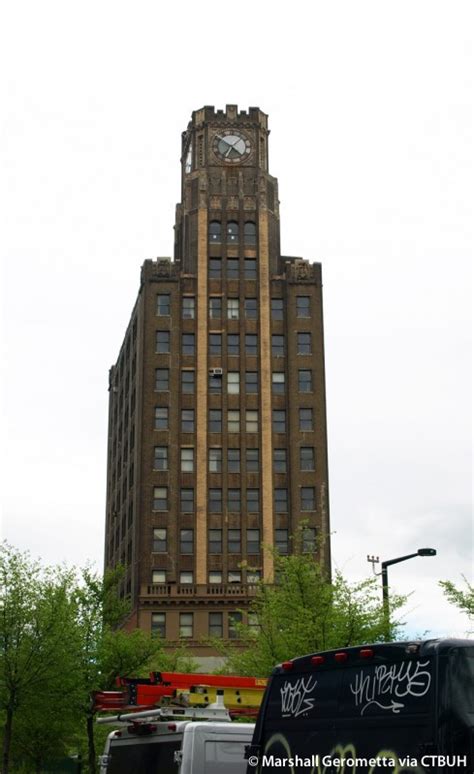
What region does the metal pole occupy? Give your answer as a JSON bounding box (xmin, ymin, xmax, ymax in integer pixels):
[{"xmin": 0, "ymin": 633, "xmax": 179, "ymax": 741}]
[{"xmin": 381, "ymin": 563, "xmax": 390, "ymax": 636}]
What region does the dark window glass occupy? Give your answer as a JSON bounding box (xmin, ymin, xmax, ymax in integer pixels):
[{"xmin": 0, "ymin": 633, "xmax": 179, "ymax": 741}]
[
  {"xmin": 209, "ymin": 333, "xmax": 222, "ymax": 356},
  {"xmin": 180, "ymin": 488, "xmax": 194, "ymax": 512},
  {"xmin": 227, "ymin": 259, "xmax": 239, "ymax": 279},
  {"xmin": 228, "ymin": 489, "xmax": 241, "ymax": 512},
  {"xmin": 300, "ymin": 447, "xmax": 315, "ymax": 470},
  {"xmin": 209, "ymin": 448, "xmax": 222, "ymax": 473},
  {"xmin": 180, "ymin": 612, "xmax": 193, "ymax": 638},
  {"xmin": 296, "ymin": 296, "xmax": 310, "ymax": 317},
  {"xmin": 153, "ymin": 487, "xmax": 167, "ymax": 510},
  {"xmin": 246, "ymin": 529, "xmax": 260, "ymax": 554},
  {"xmin": 228, "ymin": 570, "xmax": 241, "ymax": 583},
  {"xmin": 209, "ymin": 488, "xmax": 222, "ymax": 512},
  {"xmin": 271, "ymin": 298, "xmax": 283, "ymax": 320},
  {"xmin": 227, "ymin": 448, "xmax": 240, "ymax": 473},
  {"xmin": 209, "ymin": 370, "xmax": 222, "ymax": 393},
  {"xmin": 228, "ymin": 529, "xmax": 241, "ymax": 553},
  {"xmin": 246, "ymin": 448, "xmax": 259, "ymax": 472},
  {"xmin": 245, "ymin": 259, "xmax": 257, "ymax": 279},
  {"xmin": 209, "ymin": 612, "xmax": 223, "ymax": 637},
  {"xmin": 299, "ymin": 407, "xmax": 313, "ymax": 431},
  {"xmin": 273, "ymin": 448, "xmax": 287, "ymax": 473},
  {"xmin": 182, "ymin": 333, "xmax": 195, "ymax": 356},
  {"xmin": 181, "ymin": 370, "xmax": 195, "ymax": 393},
  {"xmin": 273, "ymin": 409, "xmax": 286, "ymax": 433},
  {"xmin": 229, "ymin": 611, "xmax": 242, "ymax": 639},
  {"xmin": 209, "ymin": 297, "xmax": 222, "ymax": 318},
  {"xmin": 244, "ymin": 298, "xmax": 257, "ymax": 319},
  {"xmin": 154, "ymin": 407, "xmax": 168, "ymax": 430},
  {"xmin": 209, "ymin": 221, "xmax": 221, "ymax": 243},
  {"xmin": 182, "ymin": 296, "xmax": 195, "ymax": 319},
  {"xmin": 156, "ymin": 330, "xmax": 170, "ymax": 353},
  {"xmin": 180, "ymin": 529, "xmax": 194, "ymax": 554},
  {"xmin": 275, "ymin": 488, "xmax": 288, "ymax": 512},
  {"xmin": 209, "ymin": 258, "xmax": 222, "ymax": 278},
  {"xmin": 246, "ymin": 489, "xmax": 259, "ymax": 512},
  {"xmin": 301, "ymin": 486, "xmax": 316, "ymax": 510},
  {"xmin": 156, "ymin": 294, "xmax": 170, "ymax": 316},
  {"xmin": 209, "ymin": 529, "xmax": 222, "ymax": 554},
  {"xmin": 153, "ymin": 446, "xmax": 168, "ymax": 470},
  {"xmin": 276, "ymin": 529, "xmax": 289, "ymax": 554},
  {"xmin": 245, "ymin": 371, "xmax": 258, "ymax": 393},
  {"xmin": 297, "ymin": 332, "xmax": 312, "ymax": 354},
  {"xmin": 245, "ymin": 334, "xmax": 258, "ymax": 355},
  {"xmin": 244, "ymin": 221, "xmax": 257, "ymax": 246},
  {"xmin": 153, "ymin": 527, "xmax": 166, "ymax": 552},
  {"xmin": 298, "ymin": 369, "xmax": 312, "ymax": 392},
  {"xmin": 151, "ymin": 612, "xmax": 166, "ymax": 638},
  {"xmin": 181, "ymin": 409, "xmax": 194, "ymax": 433},
  {"xmin": 272, "ymin": 335, "xmax": 284, "ymax": 357},
  {"xmin": 228, "ymin": 334, "xmax": 240, "ymax": 356},
  {"xmin": 155, "ymin": 368, "xmax": 169, "ymax": 391},
  {"xmin": 209, "ymin": 409, "xmax": 222, "ymax": 433},
  {"xmin": 227, "ymin": 221, "xmax": 239, "ymax": 243}
]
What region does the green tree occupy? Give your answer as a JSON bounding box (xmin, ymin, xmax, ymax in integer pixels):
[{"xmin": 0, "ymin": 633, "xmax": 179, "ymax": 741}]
[
  {"xmin": 218, "ymin": 544, "xmax": 406, "ymax": 677},
  {"xmin": 439, "ymin": 577, "xmax": 474, "ymax": 631}
]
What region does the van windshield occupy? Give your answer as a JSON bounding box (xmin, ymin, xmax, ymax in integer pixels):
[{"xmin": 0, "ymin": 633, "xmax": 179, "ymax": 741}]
[{"xmin": 107, "ymin": 739, "xmax": 181, "ymax": 774}]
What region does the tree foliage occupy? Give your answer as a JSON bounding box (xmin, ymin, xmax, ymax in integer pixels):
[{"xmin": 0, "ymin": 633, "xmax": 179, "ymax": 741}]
[{"xmin": 439, "ymin": 576, "xmax": 474, "ymax": 631}]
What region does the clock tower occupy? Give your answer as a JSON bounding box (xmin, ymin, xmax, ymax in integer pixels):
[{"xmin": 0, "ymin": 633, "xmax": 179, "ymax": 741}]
[{"xmin": 104, "ymin": 105, "xmax": 330, "ymax": 663}]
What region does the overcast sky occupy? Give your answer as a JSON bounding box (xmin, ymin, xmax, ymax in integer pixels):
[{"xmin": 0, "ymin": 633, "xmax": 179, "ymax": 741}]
[{"xmin": 1, "ymin": 1, "xmax": 472, "ymax": 640}]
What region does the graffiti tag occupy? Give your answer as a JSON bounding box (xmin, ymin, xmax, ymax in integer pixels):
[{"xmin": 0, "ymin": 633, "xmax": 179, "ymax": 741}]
[
  {"xmin": 350, "ymin": 660, "xmax": 431, "ymax": 715},
  {"xmin": 280, "ymin": 676, "xmax": 318, "ymax": 718}
]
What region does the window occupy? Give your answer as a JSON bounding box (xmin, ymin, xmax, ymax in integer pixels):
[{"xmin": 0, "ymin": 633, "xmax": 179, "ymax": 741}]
[
  {"xmin": 244, "ymin": 298, "xmax": 257, "ymax": 319},
  {"xmin": 180, "ymin": 488, "xmax": 194, "ymax": 512},
  {"xmin": 228, "ymin": 489, "xmax": 241, "ymax": 512},
  {"xmin": 153, "ymin": 446, "xmax": 168, "ymax": 470},
  {"xmin": 272, "ymin": 410, "xmax": 286, "ymax": 433},
  {"xmin": 209, "ymin": 409, "xmax": 222, "ymax": 433},
  {"xmin": 272, "ymin": 335, "xmax": 284, "ymax": 357},
  {"xmin": 302, "ymin": 527, "xmax": 317, "ymax": 553},
  {"xmin": 155, "ymin": 368, "xmax": 169, "ymax": 391},
  {"xmin": 209, "ymin": 488, "xmax": 222, "ymax": 512},
  {"xmin": 209, "ymin": 258, "xmax": 222, "ymax": 279},
  {"xmin": 209, "ymin": 571, "xmax": 223, "ymax": 584},
  {"xmin": 228, "ymin": 570, "xmax": 241, "ymax": 583},
  {"xmin": 156, "ymin": 294, "xmax": 170, "ymax": 316},
  {"xmin": 209, "ymin": 371, "xmax": 222, "ymax": 393},
  {"xmin": 154, "ymin": 407, "xmax": 168, "ymax": 430},
  {"xmin": 301, "ymin": 487, "xmax": 316, "ymax": 510},
  {"xmin": 299, "ymin": 407, "xmax": 313, "ymax": 431},
  {"xmin": 151, "ymin": 612, "xmax": 166, "ymax": 638},
  {"xmin": 272, "ymin": 372, "xmax": 285, "ymax": 394},
  {"xmin": 246, "ymin": 410, "xmax": 258, "ymax": 433},
  {"xmin": 247, "ymin": 529, "xmax": 260, "ymax": 554},
  {"xmin": 181, "ymin": 370, "xmax": 195, "ymax": 393},
  {"xmin": 244, "ymin": 259, "xmax": 257, "ymax": 279},
  {"xmin": 273, "ymin": 448, "xmax": 287, "ymax": 473},
  {"xmin": 245, "ymin": 334, "xmax": 258, "ymax": 355},
  {"xmin": 228, "ymin": 529, "xmax": 241, "ymax": 553},
  {"xmin": 181, "ymin": 409, "xmax": 194, "ymax": 433},
  {"xmin": 229, "ymin": 612, "xmax": 242, "ymax": 639},
  {"xmin": 298, "ymin": 369, "xmax": 313, "ymax": 392},
  {"xmin": 180, "ymin": 612, "xmax": 193, "ymax": 638},
  {"xmin": 300, "ymin": 447, "xmax": 315, "ymax": 470},
  {"xmin": 180, "ymin": 571, "xmax": 194, "ymax": 584},
  {"xmin": 209, "ymin": 333, "xmax": 222, "ymax": 356},
  {"xmin": 271, "ymin": 298, "xmax": 283, "ymax": 320},
  {"xmin": 153, "ymin": 487, "xmax": 167, "ymax": 510},
  {"xmin": 227, "ymin": 448, "xmax": 240, "ymax": 473},
  {"xmin": 227, "ymin": 221, "xmax": 239, "ymax": 243},
  {"xmin": 227, "ymin": 298, "xmax": 239, "ymax": 319},
  {"xmin": 227, "ymin": 259, "xmax": 239, "ymax": 279},
  {"xmin": 275, "ymin": 529, "xmax": 289, "ymax": 554},
  {"xmin": 247, "ymin": 570, "xmax": 261, "ymax": 584},
  {"xmin": 182, "ymin": 296, "xmax": 195, "ymax": 319},
  {"xmin": 209, "ymin": 529, "xmax": 222, "ymax": 553},
  {"xmin": 247, "ymin": 489, "xmax": 259, "ymax": 512},
  {"xmin": 209, "ymin": 221, "xmax": 221, "ymax": 242},
  {"xmin": 297, "ymin": 332, "xmax": 312, "ymax": 354},
  {"xmin": 244, "ymin": 221, "xmax": 257, "ymax": 246},
  {"xmin": 152, "ymin": 569, "xmax": 166, "ymax": 584},
  {"xmin": 296, "ymin": 296, "xmax": 310, "ymax": 317},
  {"xmin": 209, "ymin": 297, "xmax": 222, "ymax": 318},
  {"xmin": 246, "ymin": 448, "xmax": 259, "ymax": 472},
  {"xmin": 209, "ymin": 448, "xmax": 222, "ymax": 473},
  {"xmin": 245, "ymin": 372, "xmax": 258, "ymax": 393},
  {"xmin": 228, "ymin": 334, "xmax": 239, "ymax": 355},
  {"xmin": 153, "ymin": 527, "xmax": 167, "ymax": 552},
  {"xmin": 182, "ymin": 333, "xmax": 195, "ymax": 356},
  {"xmin": 209, "ymin": 612, "xmax": 223, "ymax": 637},
  {"xmin": 228, "ymin": 410, "xmax": 240, "ymax": 433},
  {"xmin": 155, "ymin": 330, "xmax": 170, "ymax": 353},
  {"xmin": 180, "ymin": 528, "xmax": 194, "ymax": 554},
  {"xmin": 275, "ymin": 488, "xmax": 288, "ymax": 512},
  {"xmin": 181, "ymin": 448, "xmax": 194, "ymax": 472},
  {"xmin": 227, "ymin": 372, "xmax": 240, "ymax": 394}
]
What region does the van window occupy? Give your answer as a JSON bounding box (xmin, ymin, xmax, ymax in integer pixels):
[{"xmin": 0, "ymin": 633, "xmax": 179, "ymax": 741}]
[
  {"xmin": 204, "ymin": 740, "xmax": 248, "ymax": 774},
  {"xmin": 107, "ymin": 739, "xmax": 180, "ymax": 774}
]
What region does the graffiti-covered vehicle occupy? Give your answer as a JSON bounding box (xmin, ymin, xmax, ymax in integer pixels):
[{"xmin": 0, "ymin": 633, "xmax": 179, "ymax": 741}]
[{"xmin": 246, "ymin": 639, "xmax": 474, "ymax": 773}]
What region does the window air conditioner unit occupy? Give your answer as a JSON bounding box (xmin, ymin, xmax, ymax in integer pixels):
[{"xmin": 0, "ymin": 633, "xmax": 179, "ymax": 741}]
[{"xmin": 210, "ymin": 367, "xmax": 223, "ymax": 376}]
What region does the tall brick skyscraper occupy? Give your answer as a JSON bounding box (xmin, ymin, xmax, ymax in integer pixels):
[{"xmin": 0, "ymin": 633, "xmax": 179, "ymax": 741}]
[{"xmin": 105, "ymin": 105, "xmax": 330, "ymax": 659}]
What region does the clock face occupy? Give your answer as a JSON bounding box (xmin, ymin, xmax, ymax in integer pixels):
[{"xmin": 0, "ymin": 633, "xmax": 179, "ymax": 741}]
[{"xmin": 213, "ymin": 131, "xmax": 251, "ymax": 163}]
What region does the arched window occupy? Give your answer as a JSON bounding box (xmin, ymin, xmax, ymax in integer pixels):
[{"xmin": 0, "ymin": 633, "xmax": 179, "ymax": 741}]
[
  {"xmin": 209, "ymin": 221, "xmax": 221, "ymax": 243},
  {"xmin": 227, "ymin": 221, "xmax": 239, "ymax": 243},
  {"xmin": 244, "ymin": 221, "xmax": 257, "ymax": 246}
]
